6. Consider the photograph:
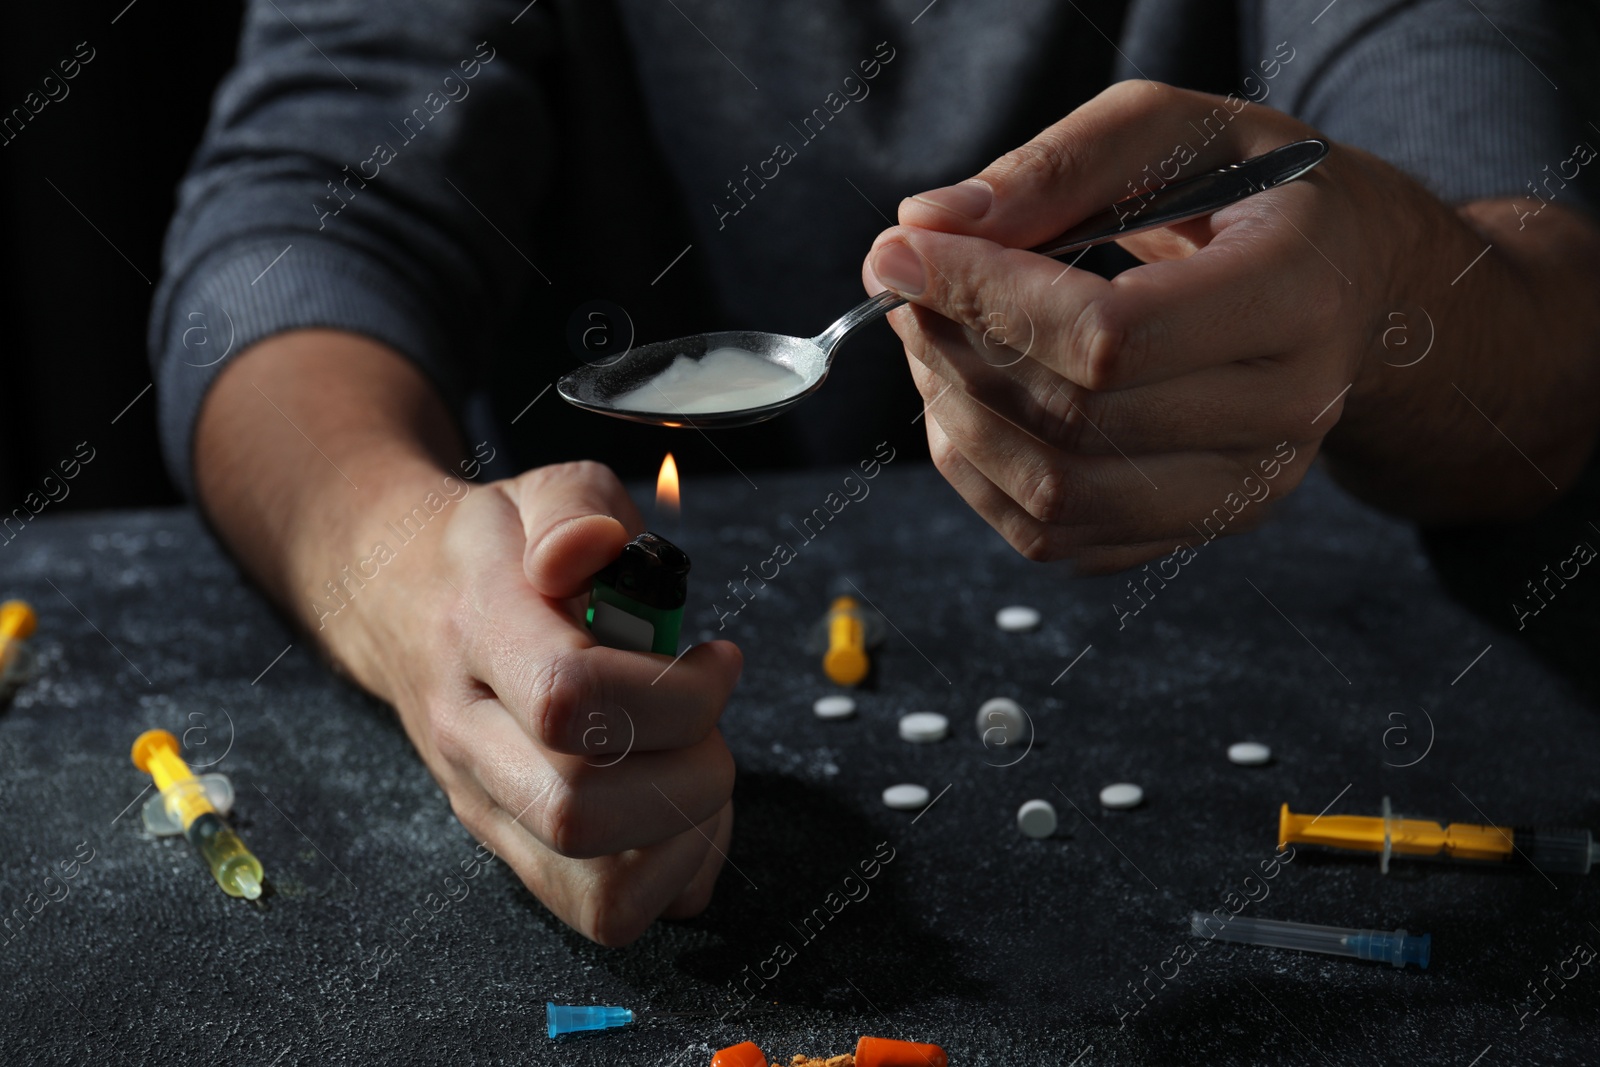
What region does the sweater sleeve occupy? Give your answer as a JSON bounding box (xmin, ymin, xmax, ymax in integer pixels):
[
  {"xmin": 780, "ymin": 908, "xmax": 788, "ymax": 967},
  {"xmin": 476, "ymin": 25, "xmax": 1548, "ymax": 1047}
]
[
  {"xmin": 148, "ymin": 0, "xmax": 556, "ymax": 498},
  {"xmin": 1244, "ymin": 0, "xmax": 1600, "ymax": 216}
]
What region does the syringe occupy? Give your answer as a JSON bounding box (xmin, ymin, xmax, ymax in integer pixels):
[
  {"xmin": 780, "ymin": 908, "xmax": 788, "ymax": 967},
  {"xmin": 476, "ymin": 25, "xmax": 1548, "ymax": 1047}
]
[
  {"xmin": 1280, "ymin": 797, "xmax": 1600, "ymax": 874},
  {"xmin": 545, "ymin": 1002, "xmax": 778, "ymax": 1039},
  {"xmin": 806, "ymin": 594, "xmax": 886, "ymax": 687},
  {"xmin": 1189, "ymin": 911, "xmax": 1430, "ymax": 969},
  {"xmin": 0, "ymin": 599, "xmax": 37, "ymax": 700},
  {"xmin": 131, "ymin": 729, "xmax": 265, "ymax": 899}
]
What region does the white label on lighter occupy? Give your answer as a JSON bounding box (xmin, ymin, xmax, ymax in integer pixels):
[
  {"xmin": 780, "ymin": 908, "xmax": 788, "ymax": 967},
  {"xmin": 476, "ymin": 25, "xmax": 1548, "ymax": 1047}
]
[{"xmin": 590, "ymin": 601, "xmax": 656, "ymax": 652}]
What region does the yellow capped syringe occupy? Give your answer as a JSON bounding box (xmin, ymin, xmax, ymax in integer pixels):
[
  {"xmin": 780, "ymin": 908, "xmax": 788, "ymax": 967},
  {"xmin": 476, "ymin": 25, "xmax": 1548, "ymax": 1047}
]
[
  {"xmin": 824, "ymin": 596, "xmax": 869, "ymax": 686},
  {"xmin": 1280, "ymin": 797, "xmax": 1600, "ymax": 875},
  {"xmin": 809, "ymin": 595, "xmax": 886, "ymax": 687},
  {"xmin": 131, "ymin": 729, "xmax": 264, "ymax": 899}
]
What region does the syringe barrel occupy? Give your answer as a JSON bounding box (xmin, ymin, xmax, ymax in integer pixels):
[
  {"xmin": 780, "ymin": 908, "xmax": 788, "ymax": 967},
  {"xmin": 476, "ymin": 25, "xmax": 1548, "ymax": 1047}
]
[
  {"xmin": 1512, "ymin": 827, "xmax": 1595, "ymax": 874},
  {"xmin": 1190, "ymin": 911, "xmax": 1430, "ymax": 968},
  {"xmin": 0, "ymin": 641, "xmax": 34, "ymax": 696},
  {"xmin": 1191, "ymin": 912, "xmax": 1358, "ymax": 959},
  {"xmin": 186, "ymin": 812, "xmax": 264, "ymax": 898}
]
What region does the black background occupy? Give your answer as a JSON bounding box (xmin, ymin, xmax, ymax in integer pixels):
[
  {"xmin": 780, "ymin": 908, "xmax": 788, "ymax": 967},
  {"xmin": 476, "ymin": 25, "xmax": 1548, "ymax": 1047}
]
[{"xmin": 1, "ymin": 0, "xmax": 244, "ymax": 511}]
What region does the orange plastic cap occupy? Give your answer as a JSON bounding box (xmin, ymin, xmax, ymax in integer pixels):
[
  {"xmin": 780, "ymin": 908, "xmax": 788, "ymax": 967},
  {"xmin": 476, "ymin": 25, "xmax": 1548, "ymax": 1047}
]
[
  {"xmin": 0, "ymin": 600, "xmax": 37, "ymax": 641},
  {"xmin": 824, "ymin": 645, "xmax": 870, "ymax": 687},
  {"xmin": 823, "ymin": 596, "xmax": 869, "ymax": 686},
  {"xmin": 131, "ymin": 728, "xmax": 180, "ymax": 773},
  {"xmin": 709, "ymin": 1040, "xmax": 768, "ymax": 1067},
  {"xmin": 854, "ymin": 1035, "xmax": 948, "ymax": 1067}
]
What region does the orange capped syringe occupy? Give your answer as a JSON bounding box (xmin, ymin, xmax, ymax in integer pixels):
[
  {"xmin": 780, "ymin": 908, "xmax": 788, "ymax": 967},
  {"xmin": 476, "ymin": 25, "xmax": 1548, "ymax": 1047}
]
[{"xmin": 1280, "ymin": 797, "xmax": 1599, "ymax": 875}]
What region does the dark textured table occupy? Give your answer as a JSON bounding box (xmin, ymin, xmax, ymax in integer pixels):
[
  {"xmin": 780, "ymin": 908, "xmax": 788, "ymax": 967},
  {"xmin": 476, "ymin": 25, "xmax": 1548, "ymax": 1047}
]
[{"xmin": 3, "ymin": 463, "xmax": 1597, "ymax": 1066}]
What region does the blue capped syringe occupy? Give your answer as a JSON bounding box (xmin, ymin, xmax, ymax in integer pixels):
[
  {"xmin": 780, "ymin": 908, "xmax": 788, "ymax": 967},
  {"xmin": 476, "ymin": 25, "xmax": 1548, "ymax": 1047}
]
[
  {"xmin": 1189, "ymin": 911, "xmax": 1430, "ymax": 969},
  {"xmin": 547, "ymin": 1002, "xmax": 633, "ymax": 1038},
  {"xmin": 546, "ymin": 1001, "xmax": 778, "ymax": 1039}
]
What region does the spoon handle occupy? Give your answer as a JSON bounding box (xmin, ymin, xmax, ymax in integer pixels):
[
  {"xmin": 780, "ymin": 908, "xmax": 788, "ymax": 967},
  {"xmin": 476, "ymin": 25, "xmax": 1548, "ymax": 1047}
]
[
  {"xmin": 816, "ymin": 289, "xmax": 907, "ymax": 351},
  {"xmin": 1030, "ymin": 137, "xmax": 1329, "ymax": 257},
  {"xmin": 825, "ymin": 137, "xmax": 1330, "ymax": 348}
]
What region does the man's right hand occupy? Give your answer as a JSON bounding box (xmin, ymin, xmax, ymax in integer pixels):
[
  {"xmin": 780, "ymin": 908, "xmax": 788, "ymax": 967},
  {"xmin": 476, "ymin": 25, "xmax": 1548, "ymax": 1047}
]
[
  {"xmin": 195, "ymin": 331, "xmax": 742, "ymax": 945},
  {"xmin": 376, "ymin": 462, "xmax": 743, "ymax": 945}
]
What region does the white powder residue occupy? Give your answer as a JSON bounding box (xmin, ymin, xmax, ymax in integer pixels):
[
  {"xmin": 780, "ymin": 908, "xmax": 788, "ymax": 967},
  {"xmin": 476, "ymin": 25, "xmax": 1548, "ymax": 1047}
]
[{"xmin": 610, "ymin": 347, "xmax": 806, "ymax": 414}]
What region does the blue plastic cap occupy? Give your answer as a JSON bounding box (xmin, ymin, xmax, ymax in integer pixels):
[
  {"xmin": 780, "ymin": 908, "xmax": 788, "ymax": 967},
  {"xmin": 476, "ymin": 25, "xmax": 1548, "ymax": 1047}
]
[
  {"xmin": 1404, "ymin": 932, "xmax": 1431, "ymax": 970},
  {"xmin": 1349, "ymin": 930, "xmax": 1431, "ymax": 969},
  {"xmin": 546, "ymin": 1002, "xmax": 635, "ymax": 1039}
]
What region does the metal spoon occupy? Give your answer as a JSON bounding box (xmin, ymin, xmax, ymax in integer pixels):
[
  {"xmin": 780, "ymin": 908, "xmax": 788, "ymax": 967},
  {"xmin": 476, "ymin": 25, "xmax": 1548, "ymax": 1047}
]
[{"xmin": 557, "ymin": 138, "xmax": 1330, "ymax": 428}]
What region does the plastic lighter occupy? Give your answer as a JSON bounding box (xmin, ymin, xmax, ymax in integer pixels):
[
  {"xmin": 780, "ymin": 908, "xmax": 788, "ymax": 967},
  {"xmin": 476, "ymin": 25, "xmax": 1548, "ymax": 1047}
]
[{"xmin": 586, "ymin": 532, "xmax": 690, "ymax": 656}]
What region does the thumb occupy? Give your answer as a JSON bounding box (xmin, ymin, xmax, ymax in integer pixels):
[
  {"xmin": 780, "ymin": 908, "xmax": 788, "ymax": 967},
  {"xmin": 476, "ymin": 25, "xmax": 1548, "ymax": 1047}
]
[{"xmin": 508, "ymin": 461, "xmax": 644, "ymax": 599}]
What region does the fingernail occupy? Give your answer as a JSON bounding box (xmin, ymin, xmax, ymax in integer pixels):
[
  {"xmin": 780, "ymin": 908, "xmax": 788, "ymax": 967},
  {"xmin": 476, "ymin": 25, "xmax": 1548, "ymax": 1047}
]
[
  {"xmin": 871, "ymin": 241, "xmax": 926, "ymax": 296},
  {"xmin": 910, "ymin": 178, "xmax": 993, "ymax": 219}
]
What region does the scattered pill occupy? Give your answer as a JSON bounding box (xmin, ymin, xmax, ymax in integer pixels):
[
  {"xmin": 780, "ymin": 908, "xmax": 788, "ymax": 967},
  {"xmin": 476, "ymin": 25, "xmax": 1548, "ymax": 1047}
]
[
  {"xmin": 995, "ymin": 605, "xmax": 1041, "ymax": 632},
  {"xmin": 1099, "ymin": 782, "xmax": 1144, "ymax": 810},
  {"xmin": 1228, "ymin": 741, "xmax": 1272, "ymax": 766},
  {"xmin": 898, "ymin": 712, "xmax": 949, "ymax": 743},
  {"xmin": 976, "ymin": 697, "xmax": 1028, "ymax": 747},
  {"xmin": 813, "ymin": 694, "xmax": 857, "ymax": 720},
  {"xmin": 882, "ymin": 783, "xmax": 931, "ymax": 810},
  {"xmin": 1017, "ymin": 798, "xmax": 1057, "ymax": 838}
]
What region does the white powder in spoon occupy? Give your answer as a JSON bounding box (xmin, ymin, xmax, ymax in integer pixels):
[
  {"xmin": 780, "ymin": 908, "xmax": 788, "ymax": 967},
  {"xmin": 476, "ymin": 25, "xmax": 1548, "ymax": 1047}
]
[{"xmin": 610, "ymin": 347, "xmax": 806, "ymax": 415}]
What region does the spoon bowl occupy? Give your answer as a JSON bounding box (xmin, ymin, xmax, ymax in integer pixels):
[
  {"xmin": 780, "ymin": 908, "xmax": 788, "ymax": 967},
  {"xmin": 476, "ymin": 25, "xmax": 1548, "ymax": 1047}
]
[
  {"xmin": 557, "ymin": 139, "xmax": 1329, "ymax": 428},
  {"xmin": 557, "ymin": 329, "xmax": 830, "ymax": 428}
]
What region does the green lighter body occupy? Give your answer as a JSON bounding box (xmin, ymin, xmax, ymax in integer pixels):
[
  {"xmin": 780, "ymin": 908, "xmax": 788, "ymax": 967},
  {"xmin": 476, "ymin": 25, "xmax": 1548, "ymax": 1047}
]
[{"xmin": 585, "ymin": 532, "xmax": 689, "ymax": 656}]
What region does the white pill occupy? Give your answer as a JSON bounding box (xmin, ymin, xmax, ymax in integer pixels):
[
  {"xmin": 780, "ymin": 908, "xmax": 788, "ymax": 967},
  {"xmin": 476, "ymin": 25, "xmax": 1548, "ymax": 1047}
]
[
  {"xmin": 995, "ymin": 605, "xmax": 1041, "ymax": 632},
  {"xmin": 1227, "ymin": 741, "xmax": 1272, "ymax": 766},
  {"xmin": 1099, "ymin": 782, "xmax": 1144, "ymax": 810},
  {"xmin": 882, "ymin": 783, "xmax": 931, "ymax": 810},
  {"xmin": 1017, "ymin": 799, "xmax": 1057, "ymax": 838},
  {"xmin": 898, "ymin": 712, "xmax": 949, "ymax": 743},
  {"xmin": 976, "ymin": 698, "xmax": 1028, "ymax": 746},
  {"xmin": 813, "ymin": 695, "xmax": 857, "ymax": 720}
]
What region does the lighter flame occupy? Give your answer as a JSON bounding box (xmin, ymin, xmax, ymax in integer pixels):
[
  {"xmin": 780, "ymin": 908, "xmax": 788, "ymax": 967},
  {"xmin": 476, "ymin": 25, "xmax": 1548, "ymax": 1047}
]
[{"xmin": 656, "ymin": 452, "xmax": 680, "ymax": 521}]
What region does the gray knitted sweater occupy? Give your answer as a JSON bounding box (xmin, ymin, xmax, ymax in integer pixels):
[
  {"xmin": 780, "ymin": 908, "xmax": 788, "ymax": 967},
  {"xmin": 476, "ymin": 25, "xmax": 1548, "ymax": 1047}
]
[{"xmin": 149, "ymin": 0, "xmax": 1599, "ymax": 492}]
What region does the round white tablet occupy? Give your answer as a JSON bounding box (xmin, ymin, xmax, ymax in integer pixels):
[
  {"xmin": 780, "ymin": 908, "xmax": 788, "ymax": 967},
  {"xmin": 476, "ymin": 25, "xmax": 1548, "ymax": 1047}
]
[
  {"xmin": 882, "ymin": 783, "xmax": 931, "ymax": 810},
  {"xmin": 1099, "ymin": 782, "xmax": 1144, "ymax": 810},
  {"xmin": 995, "ymin": 605, "xmax": 1042, "ymax": 632},
  {"xmin": 976, "ymin": 697, "xmax": 1028, "ymax": 747},
  {"xmin": 898, "ymin": 712, "xmax": 950, "ymax": 743},
  {"xmin": 1227, "ymin": 741, "xmax": 1272, "ymax": 766},
  {"xmin": 813, "ymin": 695, "xmax": 857, "ymax": 720},
  {"xmin": 1017, "ymin": 799, "xmax": 1057, "ymax": 838}
]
